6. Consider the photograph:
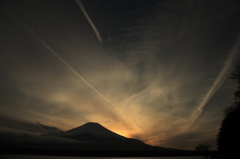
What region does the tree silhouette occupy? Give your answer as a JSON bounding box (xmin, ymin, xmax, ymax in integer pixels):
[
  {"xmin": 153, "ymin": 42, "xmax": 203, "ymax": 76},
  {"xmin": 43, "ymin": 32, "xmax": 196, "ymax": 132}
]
[
  {"xmin": 195, "ymin": 143, "xmax": 210, "ymax": 159},
  {"xmin": 217, "ymin": 65, "xmax": 240, "ymax": 159}
]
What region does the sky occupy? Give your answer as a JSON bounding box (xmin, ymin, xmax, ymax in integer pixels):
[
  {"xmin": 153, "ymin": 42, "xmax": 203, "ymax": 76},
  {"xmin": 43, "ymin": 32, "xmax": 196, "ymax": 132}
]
[{"xmin": 1, "ymin": 0, "xmax": 240, "ymax": 150}]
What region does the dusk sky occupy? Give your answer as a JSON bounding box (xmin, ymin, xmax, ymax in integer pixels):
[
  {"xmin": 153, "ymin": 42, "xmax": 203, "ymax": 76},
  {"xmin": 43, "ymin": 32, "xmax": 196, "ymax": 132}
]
[{"xmin": 1, "ymin": 0, "xmax": 240, "ymax": 150}]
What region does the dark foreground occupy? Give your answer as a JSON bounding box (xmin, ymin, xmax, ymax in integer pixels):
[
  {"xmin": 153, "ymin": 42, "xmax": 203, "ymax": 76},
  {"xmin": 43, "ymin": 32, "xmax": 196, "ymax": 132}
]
[{"xmin": 0, "ymin": 146, "xmax": 221, "ymax": 158}]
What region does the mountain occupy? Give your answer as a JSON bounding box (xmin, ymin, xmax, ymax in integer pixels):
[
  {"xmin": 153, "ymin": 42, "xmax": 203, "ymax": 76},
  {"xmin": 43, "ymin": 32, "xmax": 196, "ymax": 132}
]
[
  {"xmin": 62, "ymin": 122, "xmax": 151, "ymax": 150},
  {"xmin": 41, "ymin": 122, "xmax": 174, "ymax": 151},
  {"xmin": 66, "ymin": 122, "xmax": 125, "ymax": 139}
]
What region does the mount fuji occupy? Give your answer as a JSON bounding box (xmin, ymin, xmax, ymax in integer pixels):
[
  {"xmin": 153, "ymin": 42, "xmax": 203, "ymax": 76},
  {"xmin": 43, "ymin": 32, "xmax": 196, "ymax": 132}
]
[
  {"xmin": 41, "ymin": 122, "xmax": 175, "ymax": 151},
  {"xmin": 66, "ymin": 122, "xmax": 126, "ymax": 139},
  {"xmin": 61, "ymin": 122, "xmax": 151, "ymax": 149}
]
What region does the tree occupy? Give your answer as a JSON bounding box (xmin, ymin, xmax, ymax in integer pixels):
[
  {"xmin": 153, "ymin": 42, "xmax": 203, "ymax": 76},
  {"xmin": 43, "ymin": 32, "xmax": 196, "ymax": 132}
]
[
  {"xmin": 217, "ymin": 65, "xmax": 240, "ymax": 159},
  {"xmin": 195, "ymin": 143, "xmax": 211, "ymax": 159}
]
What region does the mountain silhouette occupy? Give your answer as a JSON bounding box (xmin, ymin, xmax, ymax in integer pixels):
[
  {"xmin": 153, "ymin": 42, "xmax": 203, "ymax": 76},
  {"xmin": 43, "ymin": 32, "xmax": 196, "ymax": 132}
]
[
  {"xmin": 61, "ymin": 122, "xmax": 150, "ymax": 150},
  {"xmin": 66, "ymin": 122, "xmax": 126, "ymax": 139},
  {"xmin": 41, "ymin": 122, "xmax": 174, "ymax": 151}
]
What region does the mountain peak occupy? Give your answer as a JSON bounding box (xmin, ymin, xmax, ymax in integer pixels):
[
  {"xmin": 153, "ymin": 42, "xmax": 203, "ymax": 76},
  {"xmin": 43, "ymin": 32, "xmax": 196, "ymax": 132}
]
[
  {"xmin": 66, "ymin": 122, "xmax": 125, "ymax": 139},
  {"xmin": 76, "ymin": 122, "xmax": 106, "ymax": 130},
  {"xmin": 85, "ymin": 122, "xmax": 98, "ymax": 124},
  {"xmin": 63, "ymin": 122, "xmax": 153, "ymax": 150},
  {"xmin": 83, "ymin": 122, "xmax": 103, "ymax": 127}
]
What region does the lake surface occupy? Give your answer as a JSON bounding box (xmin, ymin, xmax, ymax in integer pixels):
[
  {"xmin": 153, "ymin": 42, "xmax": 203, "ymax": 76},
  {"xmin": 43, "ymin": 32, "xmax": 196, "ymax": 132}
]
[{"xmin": 0, "ymin": 155, "xmax": 205, "ymax": 159}]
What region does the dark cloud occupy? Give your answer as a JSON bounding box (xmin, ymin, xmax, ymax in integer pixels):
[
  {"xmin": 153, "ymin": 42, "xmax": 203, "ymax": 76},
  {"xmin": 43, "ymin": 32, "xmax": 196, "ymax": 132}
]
[
  {"xmin": 0, "ymin": 115, "xmax": 43, "ymax": 133},
  {"xmin": 36, "ymin": 122, "xmax": 62, "ymax": 131},
  {"xmin": 0, "ymin": 131, "xmax": 80, "ymax": 149},
  {"xmin": 0, "ymin": 114, "xmax": 64, "ymax": 135}
]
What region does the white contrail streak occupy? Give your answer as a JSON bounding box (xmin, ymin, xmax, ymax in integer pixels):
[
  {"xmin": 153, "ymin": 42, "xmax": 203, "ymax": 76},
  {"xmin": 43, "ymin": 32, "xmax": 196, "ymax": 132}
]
[
  {"xmin": 75, "ymin": 0, "xmax": 103, "ymax": 43},
  {"xmin": 185, "ymin": 34, "xmax": 240, "ymax": 132},
  {"xmin": 4, "ymin": 6, "xmax": 143, "ymax": 133}
]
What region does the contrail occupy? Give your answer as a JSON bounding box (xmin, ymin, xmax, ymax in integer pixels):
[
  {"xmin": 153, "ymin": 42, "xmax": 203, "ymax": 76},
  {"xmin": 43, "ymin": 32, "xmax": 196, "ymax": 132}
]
[
  {"xmin": 75, "ymin": 0, "xmax": 103, "ymax": 43},
  {"xmin": 4, "ymin": 6, "xmax": 143, "ymax": 133},
  {"xmin": 185, "ymin": 34, "xmax": 240, "ymax": 132}
]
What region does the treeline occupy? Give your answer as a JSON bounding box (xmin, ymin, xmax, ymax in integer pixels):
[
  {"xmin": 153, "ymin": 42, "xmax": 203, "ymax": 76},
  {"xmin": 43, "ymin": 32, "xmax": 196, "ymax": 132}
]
[{"xmin": 217, "ymin": 65, "xmax": 240, "ymax": 159}]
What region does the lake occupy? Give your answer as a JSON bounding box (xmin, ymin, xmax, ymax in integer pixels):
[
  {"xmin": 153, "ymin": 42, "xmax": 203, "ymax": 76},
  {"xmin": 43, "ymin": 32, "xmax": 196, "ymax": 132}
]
[{"xmin": 0, "ymin": 155, "xmax": 206, "ymax": 159}]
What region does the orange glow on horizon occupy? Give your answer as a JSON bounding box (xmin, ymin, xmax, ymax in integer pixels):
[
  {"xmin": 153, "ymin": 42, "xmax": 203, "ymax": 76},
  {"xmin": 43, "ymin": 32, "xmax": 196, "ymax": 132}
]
[
  {"xmin": 110, "ymin": 129, "xmax": 132, "ymax": 138},
  {"xmin": 145, "ymin": 139, "xmax": 158, "ymax": 146}
]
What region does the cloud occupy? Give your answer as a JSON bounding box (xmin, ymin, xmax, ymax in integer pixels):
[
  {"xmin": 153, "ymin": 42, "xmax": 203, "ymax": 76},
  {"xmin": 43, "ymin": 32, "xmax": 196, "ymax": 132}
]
[
  {"xmin": 0, "ymin": 131, "xmax": 80, "ymax": 149},
  {"xmin": 37, "ymin": 122, "xmax": 62, "ymax": 131},
  {"xmin": 0, "ymin": 114, "xmax": 64, "ymax": 135},
  {"xmin": 0, "ymin": 115, "xmax": 43, "ymax": 134}
]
